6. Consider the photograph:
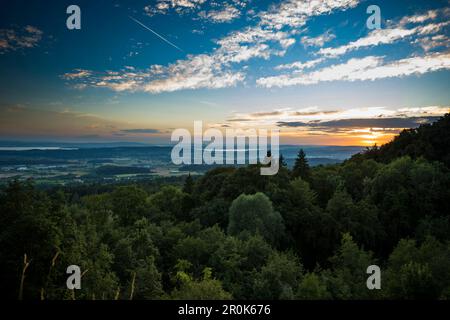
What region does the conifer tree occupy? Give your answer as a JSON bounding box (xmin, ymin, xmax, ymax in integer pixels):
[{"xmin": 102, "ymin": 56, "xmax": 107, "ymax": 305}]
[{"xmin": 292, "ymin": 149, "xmax": 310, "ymax": 180}]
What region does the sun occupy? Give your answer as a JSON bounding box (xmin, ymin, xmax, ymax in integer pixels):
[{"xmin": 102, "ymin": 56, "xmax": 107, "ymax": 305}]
[{"xmin": 357, "ymin": 128, "xmax": 398, "ymax": 146}]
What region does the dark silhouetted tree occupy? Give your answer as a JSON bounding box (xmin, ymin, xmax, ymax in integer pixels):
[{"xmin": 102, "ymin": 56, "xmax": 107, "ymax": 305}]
[
  {"xmin": 292, "ymin": 149, "xmax": 310, "ymax": 181},
  {"xmin": 183, "ymin": 173, "xmax": 194, "ymax": 194}
]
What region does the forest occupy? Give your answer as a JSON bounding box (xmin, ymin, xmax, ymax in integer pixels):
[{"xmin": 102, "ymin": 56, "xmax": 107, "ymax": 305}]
[{"xmin": 0, "ymin": 114, "xmax": 449, "ymax": 300}]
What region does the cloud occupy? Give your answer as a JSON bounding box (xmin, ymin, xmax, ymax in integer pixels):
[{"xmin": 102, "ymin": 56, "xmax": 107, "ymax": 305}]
[
  {"xmin": 301, "ymin": 31, "xmax": 335, "ymax": 48},
  {"xmin": 97, "ymin": 80, "xmax": 139, "ymax": 92},
  {"xmin": 259, "ymin": 0, "xmax": 359, "ymax": 30},
  {"xmin": 142, "ymin": 54, "xmax": 246, "ymax": 93},
  {"xmin": 144, "ymin": 0, "xmax": 206, "ymax": 16},
  {"xmin": 275, "ymin": 58, "xmax": 324, "ymax": 71},
  {"xmin": 290, "ymin": 110, "xmax": 340, "ymax": 116},
  {"xmin": 214, "ymin": 26, "xmax": 295, "ymax": 62},
  {"xmin": 224, "ymin": 106, "xmax": 449, "ymax": 127},
  {"xmin": 67, "ymin": 54, "xmax": 246, "ymax": 93},
  {"xmin": 319, "ymin": 23, "xmax": 450, "ymax": 57},
  {"xmin": 225, "ymin": 108, "xmax": 342, "ymax": 125},
  {"xmin": 61, "ymin": 69, "xmax": 92, "ymax": 80},
  {"xmin": 396, "ymin": 106, "xmax": 450, "ymax": 116},
  {"xmin": 120, "ymin": 128, "xmax": 162, "ymax": 134},
  {"xmin": 257, "ymin": 52, "xmax": 450, "ymax": 88},
  {"xmin": 318, "ymin": 8, "xmax": 450, "ymax": 57},
  {"xmin": 145, "ymin": 0, "xmax": 246, "ymax": 23},
  {"xmin": 256, "ymin": 6, "xmax": 450, "ymax": 89},
  {"xmin": 277, "ymin": 116, "xmax": 442, "ymax": 129},
  {"xmin": 199, "ymin": 5, "xmax": 241, "ymax": 23},
  {"xmin": 248, "ymin": 110, "xmax": 284, "ymax": 117},
  {"xmin": 274, "ymin": 108, "xmax": 448, "ymax": 143},
  {"xmin": 213, "ymin": 106, "xmax": 448, "ymax": 145},
  {"xmin": 0, "ymin": 25, "xmax": 43, "ymax": 53},
  {"xmin": 398, "ymin": 9, "xmax": 443, "ymax": 26},
  {"xmin": 226, "ymin": 108, "xmax": 351, "ymax": 124},
  {"xmin": 414, "ymin": 34, "xmax": 450, "ymax": 52},
  {"xmin": 319, "ymin": 28, "xmax": 418, "ymax": 57}
]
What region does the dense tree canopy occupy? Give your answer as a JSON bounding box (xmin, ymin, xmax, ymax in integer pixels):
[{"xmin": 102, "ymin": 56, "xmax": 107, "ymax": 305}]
[{"xmin": 0, "ymin": 114, "xmax": 449, "ymax": 300}]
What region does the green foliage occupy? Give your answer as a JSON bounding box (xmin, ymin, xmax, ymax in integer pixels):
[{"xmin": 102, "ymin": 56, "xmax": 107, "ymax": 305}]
[
  {"xmin": 339, "ymin": 159, "xmax": 380, "ymax": 200},
  {"xmin": 171, "ymin": 265, "xmax": 232, "ymax": 300},
  {"xmin": 309, "ymin": 165, "xmax": 341, "ymax": 207},
  {"xmin": 368, "ymin": 157, "xmax": 450, "ymax": 251},
  {"xmin": 227, "ymin": 192, "xmax": 285, "ymax": 246},
  {"xmin": 297, "ymin": 273, "xmax": 331, "ymax": 300},
  {"xmin": 0, "ymin": 180, "xmax": 64, "ymax": 299},
  {"xmin": 125, "ymin": 256, "xmax": 163, "ymax": 300},
  {"xmin": 190, "ymin": 198, "xmax": 229, "ymax": 228},
  {"xmin": 327, "ymin": 189, "xmax": 383, "ymax": 251},
  {"xmin": 253, "ymin": 251, "xmax": 303, "ymax": 300},
  {"xmin": 323, "ymin": 233, "xmax": 377, "ymax": 299},
  {"xmin": 111, "ymin": 185, "xmax": 148, "ymax": 225},
  {"xmin": 182, "ymin": 174, "xmax": 194, "ymax": 194},
  {"xmin": 148, "ymin": 185, "xmax": 185, "ymax": 221},
  {"xmin": 278, "ymin": 178, "xmax": 338, "ymax": 267},
  {"xmin": 384, "ymin": 237, "xmax": 450, "ymax": 299}
]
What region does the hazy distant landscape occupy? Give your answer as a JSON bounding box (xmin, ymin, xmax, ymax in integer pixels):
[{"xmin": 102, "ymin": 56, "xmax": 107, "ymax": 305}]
[{"xmin": 0, "ymin": 142, "xmax": 364, "ymax": 186}]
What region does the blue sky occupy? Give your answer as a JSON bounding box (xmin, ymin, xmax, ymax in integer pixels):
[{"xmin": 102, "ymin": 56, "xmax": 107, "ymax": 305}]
[{"xmin": 0, "ymin": 0, "xmax": 449, "ymax": 145}]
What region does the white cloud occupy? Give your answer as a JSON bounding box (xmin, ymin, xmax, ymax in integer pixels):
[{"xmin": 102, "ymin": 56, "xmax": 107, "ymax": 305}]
[
  {"xmin": 319, "ymin": 8, "xmax": 450, "ymax": 58},
  {"xmin": 259, "ymin": 0, "xmax": 360, "ymax": 29},
  {"xmin": 416, "ymin": 21, "xmax": 450, "ymax": 35},
  {"xmin": 205, "ymin": 0, "xmax": 360, "ymax": 65},
  {"xmin": 257, "ymin": 52, "xmax": 450, "ymax": 88},
  {"xmin": 275, "ymin": 58, "xmax": 324, "ymax": 71},
  {"xmin": 414, "ymin": 34, "xmax": 450, "ymax": 52},
  {"xmin": 142, "ymin": 54, "xmax": 245, "ymax": 93},
  {"xmin": 398, "ymin": 9, "xmax": 440, "ymax": 26},
  {"xmin": 319, "ymin": 28, "xmax": 418, "ymax": 57},
  {"xmin": 397, "ymin": 106, "xmax": 450, "ymax": 116},
  {"xmin": 65, "ymin": 54, "xmax": 245, "ymax": 93},
  {"xmin": 301, "ymin": 31, "xmax": 335, "ymax": 48},
  {"xmin": 145, "ymin": 0, "xmax": 206, "ymax": 15},
  {"xmin": 214, "ymin": 26, "xmax": 296, "ymax": 64},
  {"xmin": 145, "ymin": 0, "xmax": 246, "ymax": 23},
  {"xmin": 199, "ymin": 5, "xmax": 241, "ymax": 23},
  {"xmin": 97, "ymin": 80, "xmax": 140, "ymax": 92}
]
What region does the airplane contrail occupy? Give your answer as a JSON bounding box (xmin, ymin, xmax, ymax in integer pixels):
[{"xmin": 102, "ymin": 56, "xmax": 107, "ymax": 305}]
[{"xmin": 129, "ymin": 16, "xmax": 184, "ymax": 52}]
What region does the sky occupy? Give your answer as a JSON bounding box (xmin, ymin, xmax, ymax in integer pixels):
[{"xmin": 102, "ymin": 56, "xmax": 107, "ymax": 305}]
[{"xmin": 0, "ymin": 0, "xmax": 449, "ymax": 146}]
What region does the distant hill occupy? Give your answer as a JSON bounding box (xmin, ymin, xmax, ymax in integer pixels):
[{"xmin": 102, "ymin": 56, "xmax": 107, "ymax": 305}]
[
  {"xmin": 353, "ymin": 113, "xmax": 450, "ymax": 167},
  {"xmin": 0, "ymin": 141, "xmax": 154, "ymax": 149}
]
